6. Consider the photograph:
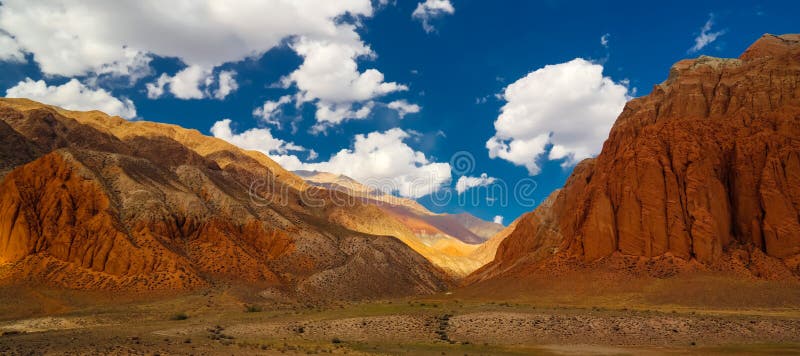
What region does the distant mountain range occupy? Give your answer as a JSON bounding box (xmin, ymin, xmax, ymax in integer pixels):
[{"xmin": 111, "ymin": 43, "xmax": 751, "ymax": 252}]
[{"xmin": 295, "ymin": 169, "xmax": 506, "ymax": 274}]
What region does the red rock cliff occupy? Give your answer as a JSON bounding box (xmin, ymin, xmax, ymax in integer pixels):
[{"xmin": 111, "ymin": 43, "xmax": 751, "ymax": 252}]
[{"xmin": 472, "ymin": 34, "xmax": 800, "ymax": 282}]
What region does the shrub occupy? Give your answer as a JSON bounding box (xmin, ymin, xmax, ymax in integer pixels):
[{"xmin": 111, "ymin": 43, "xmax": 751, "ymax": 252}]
[
  {"xmin": 170, "ymin": 312, "xmax": 189, "ymax": 321},
  {"xmin": 245, "ymin": 304, "xmax": 262, "ymax": 313}
]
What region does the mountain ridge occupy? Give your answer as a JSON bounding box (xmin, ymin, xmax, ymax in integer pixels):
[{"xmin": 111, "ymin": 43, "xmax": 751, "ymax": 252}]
[
  {"xmin": 295, "ymin": 170, "xmax": 508, "ymax": 276},
  {"xmin": 0, "ymin": 98, "xmax": 454, "ymax": 299}
]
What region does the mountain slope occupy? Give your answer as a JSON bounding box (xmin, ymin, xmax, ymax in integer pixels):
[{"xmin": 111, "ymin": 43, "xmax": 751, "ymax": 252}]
[
  {"xmin": 0, "ymin": 98, "xmax": 452, "ymax": 299},
  {"xmin": 296, "ymin": 170, "xmax": 503, "ymax": 242},
  {"xmin": 468, "ymin": 34, "xmax": 800, "ymax": 284},
  {"xmin": 296, "ymin": 170, "xmax": 506, "ymax": 275}
]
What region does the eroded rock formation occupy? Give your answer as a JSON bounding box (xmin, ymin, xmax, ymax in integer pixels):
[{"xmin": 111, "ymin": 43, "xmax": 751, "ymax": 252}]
[
  {"xmin": 0, "ymin": 98, "xmax": 452, "ymax": 299},
  {"xmin": 471, "ymin": 34, "xmax": 800, "ymax": 282}
]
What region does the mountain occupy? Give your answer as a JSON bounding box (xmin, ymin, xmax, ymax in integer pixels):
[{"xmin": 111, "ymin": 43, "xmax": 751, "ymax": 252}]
[
  {"xmin": 295, "ymin": 170, "xmax": 506, "ymax": 275},
  {"xmin": 468, "ymin": 34, "xmax": 800, "ymax": 284},
  {"xmin": 451, "ymin": 213, "xmax": 506, "ymax": 241},
  {"xmin": 294, "ymin": 169, "xmax": 431, "ymax": 214},
  {"xmin": 296, "ymin": 170, "xmax": 503, "ymax": 242},
  {"xmin": 0, "ymin": 98, "xmax": 453, "ymax": 300}
]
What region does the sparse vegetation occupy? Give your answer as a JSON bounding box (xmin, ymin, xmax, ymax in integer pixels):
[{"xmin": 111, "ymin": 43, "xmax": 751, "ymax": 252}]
[
  {"xmin": 244, "ymin": 304, "xmax": 262, "ymax": 313},
  {"xmin": 1, "ymin": 294, "xmax": 799, "ymax": 354},
  {"xmin": 169, "ymin": 312, "xmax": 189, "ymax": 321},
  {"xmin": 435, "ymin": 313, "xmax": 453, "ymax": 342}
]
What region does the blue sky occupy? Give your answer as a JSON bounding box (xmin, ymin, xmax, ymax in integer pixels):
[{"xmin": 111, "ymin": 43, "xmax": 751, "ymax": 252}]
[{"xmin": 1, "ymin": 0, "xmax": 798, "ymax": 225}]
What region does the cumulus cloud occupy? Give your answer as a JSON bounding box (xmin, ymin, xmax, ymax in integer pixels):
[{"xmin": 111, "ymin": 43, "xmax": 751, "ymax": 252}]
[
  {"xmin": 214, "ymin": 70, "xmax": 238, "ymax": 100},
  {"xmin": 0, "ymin": 0, "xmax": 374, "ymax": 78},
  {"xmin": 209, "ymin": 119, "xmax": 305, "ymax": 159},
  {"xmin": 487, "ymin": 58, "xmax": 629, "ymax": 175},
  {"xmin": 455, "ymin": 173, "xmax": 496, "ymax": 194},
  {"xmin": 387, "ymin": 100, "xmax": 421, "ymax": 118},
  {"xmin": 298, "ymin": 128, "xmax": 451, "ymax": 198},
  {"xmin": 283, "ymin": 34, "xmax": 407, "ymax": 130},
  {"xmin": 1, "ymin": 1, "xmax": 409, "ymax": 122},
  {"xmin": 307, "ymin": 149, "xmax": 319, "ymax": 161},
  {"xmin": 253, "ymin": 95, "xmax": 293, "ymax": 127},
  {"xmin": 145, "ymin": 74, "xmax": 169, "ymax": 99},
  {"xmin": 146, "ymin": 66, "xmax": 238, "ymax": 100},
  {"xmin": 150, "ymin": 66, "xmax": 210, "ymax": 99},
  {"xmin": 5, "ymin": 78, "xmax": 137, "ymax": 119},
  {"xmin": 0, "ymin": 32, "xmax": 25, "ymax": 62},
  {"xmin": 412, "ymin": 0, "xmax": 455, "ymax": 33},
  {"xmin": 600, "ymin": 33, "xmax": 610, "ymax": 48},
  {"xmin": 312, "ymin": 101, "xmax": 375, "ymax": 133},
  {"xmin": 213, "ymin": 123, "xmax": 451, "ymax": 198},
  {"xmin": 493, "ymin": 215, "xmax": 504, "ymax": 225},
  {"xmin": 689, "ymin": 14, "xmax": 725, "ymax": 53}
]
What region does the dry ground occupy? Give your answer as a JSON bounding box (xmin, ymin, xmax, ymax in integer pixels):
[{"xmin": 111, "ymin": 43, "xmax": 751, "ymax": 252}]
[{"xmin": 1, "ymin": 274, "xmax": 799, "ymax": 355}]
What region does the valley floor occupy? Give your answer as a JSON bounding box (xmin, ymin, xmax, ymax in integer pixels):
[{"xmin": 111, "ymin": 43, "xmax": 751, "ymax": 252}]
[{"xmin": 1, "ymin": 279, "xmax": 799, "ymax": 355}]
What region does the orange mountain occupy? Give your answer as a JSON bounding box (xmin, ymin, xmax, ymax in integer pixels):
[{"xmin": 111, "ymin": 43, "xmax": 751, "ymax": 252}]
[{"xmin": 0, "ymin": 98, "xmax": 453, "ymax": 300}]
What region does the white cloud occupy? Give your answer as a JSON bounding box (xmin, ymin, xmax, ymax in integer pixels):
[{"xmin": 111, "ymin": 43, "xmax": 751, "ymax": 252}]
[
  {"xmin": 223, "ymin": 127, "xmax": 450, "ymax": 198},
  {"xmin": 307, "ymin": 149, "xmax": 318, "ymax": 161},
  {"xmin": 214, "ymin": 70, "xmax": 238, "ymax": 100},
  {"xmin": 412, "ymin": 0, "xmax": 455, "ymax": 33},
  {"xmin": 0, "ymin": 0, "xmax": 374, "ymax": 78},
  {"xmin": 283, "ymin": 34, "xmax": 407, "ymax": 130},
  {"xmin": 493, "ymin": 215, "xmax": 504, "ymax": 225},
  {"xmin": 0, "ymin": 32, "xmax": 25, "ymax": 62},
  {"xmin": 165, "ymin": 65, "xmax": 211, "ymax": 99},
  {"xmin": 212, "ymin": 119, "xmax": 451, "ymax": 198},
  {"xmin": 387, "ymin": 100, "xmax": 421, "ymax": 118},
  {"xmin": 487, "ymin": 58, "xmax": 629, "ymax": 175},
  {"xmin": 689, "ymin": 14, "xmax": 725, "ymax": 53},
  {"xmin": 145, "ymin": 73, "xmax": 169, "ymax": 99},
  {"xmin": 299, "ymin": 128, "xmax": 451, "ymax": 198},
  {"xmin": 253, "ymin": 95, "xmax": 293, "ymax": 126},
  {"xmin": 1, "ymin": 1, "xmax": 409, "ymax": 116},
  {"xmin": 311, "ymin": 101, "xmax": 375, "ymax": 133},
  {"xmin": 600, "ymin": 33, "xmax": 610, "ymax": 48},
  {"xmin": 5, "ymin": 78, "xmax": 137, "ymax": 119},
  {"xmin": 455, "ymin": 173, "xmax": 496, "ymax": 194},
  {"xmin": 146, "ymin": 66, "xmax": 239, "ymax": 100},
  {"xmin": 209, "ymin": 119, "xmax": 305, "ymax": 161}
]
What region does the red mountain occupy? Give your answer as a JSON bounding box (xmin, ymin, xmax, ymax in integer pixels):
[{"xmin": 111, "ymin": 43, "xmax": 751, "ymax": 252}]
[{"xmin": 469, "ymin": 34, "xmax": 800, "ymax": 284}]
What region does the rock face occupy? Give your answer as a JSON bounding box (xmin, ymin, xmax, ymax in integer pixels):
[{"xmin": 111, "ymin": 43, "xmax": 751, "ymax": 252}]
[
  {"xmin": 471, "ymin": 34, "xmax": 800, "ymax": 282},
  {"xmin": 0, "ymin": 98, "xmax": 452, "ymax": 298}
]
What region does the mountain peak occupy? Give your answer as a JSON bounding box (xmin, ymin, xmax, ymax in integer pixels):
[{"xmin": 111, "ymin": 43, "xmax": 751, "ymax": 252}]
[{"xmin": 740, "ymin": 33, "xmax": 800, "ymax": 61}]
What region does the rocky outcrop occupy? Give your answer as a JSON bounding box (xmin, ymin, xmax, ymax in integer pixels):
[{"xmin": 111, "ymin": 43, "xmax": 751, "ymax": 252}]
[
  {"xmin": 0, "ymin": 98, "xmax": 452, "ymax": 298},
  {"xmin": 472, "ymin": 34, "xmax": 800, "ymax": 282}
]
